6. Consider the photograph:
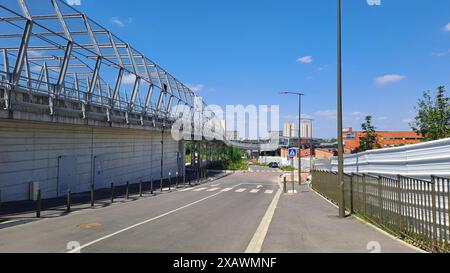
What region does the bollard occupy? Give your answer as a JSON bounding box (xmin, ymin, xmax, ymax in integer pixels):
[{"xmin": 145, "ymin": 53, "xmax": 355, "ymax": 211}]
[
  {"xmin": 139, "ymin": 180, "xmax": 143, "ymax": 197},
  {"xmin": 0, "ymin": 189, "xmax": 2, "ymax": 213},
  {"xmin": 168, "ymin": 173, "xmax": 172, "ymax": 191},
  {"xmin": 90, "ymin": 184, "xmax": 95, "ymax": 207},
  {"xmin": 110, "ymin": 183, "xmax": 115, "ymax": 204},
  {"xmin": 206, "ymin": 170, "xmax": 208, "ymax": 180},
  {"xmin": 36, "ymin": 189, "xmax": 42, "ymax": 218},
  {"xmin": 150, "ymin": 179, "xmax": 154, "ymax": 195},
  {"xmin": 176, "ymin": 172, "xmax": 179, "ymax": 189},
  {"xmin": 183, "ymin": 173, "xmax": 186, "ymax": 186},
  {"xmin": 160, "ymin": 177, "xmax": 163, "ymax": 193},
  {"xmin": 66, "ymin": 191, "xmax": 71, "ymax": 213},
  {"xmin": 283, "ymin": 177, "xmax": 287, "ymax": 194},
  {"xmin": 126, "ymin": 181, "xmax": 130, "ymax": 200}
]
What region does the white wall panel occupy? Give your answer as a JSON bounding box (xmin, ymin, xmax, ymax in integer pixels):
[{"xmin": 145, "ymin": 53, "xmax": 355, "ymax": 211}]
[
  {"xmin": 331, "ymin": 138, "xmax": 450, "ymax": 179},
  {"xmin": 0, "ymin": 120, "xmax": 181, "ymax": 202}
]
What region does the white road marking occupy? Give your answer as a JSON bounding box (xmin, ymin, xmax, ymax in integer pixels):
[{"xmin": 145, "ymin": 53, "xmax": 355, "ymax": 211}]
[
  {"xmin": 250, "ymin": 189, "xmax": 260, "ymax": 193},
  {"xmin": 179, "ymin": 187, "xmax": 193, "ymax": 192},
  {"xmin": 264, "ymin": 190, "xmax": 274, "ymax": 194},
  {"xmin": 221, "ymin": 188, "xmax": 233, "ymax": 192},
  {"xmin": 245, "ymin": 188, "xmax": 282, "ymax": 253},
  {"xmin": 193, "ymin": 187, "xmax": 208, "ymax": 192},
  {"xmin": 256, "ymin": 185, "xmax": 263, "ymax": 189},
  {"xmin": 211, "ymin": 184, "xmax": 219, "ymax": 187},
  {"xmin": 67, "ymin": 184, "xmax": 242, "ymax": 253},
  {"xmin": 206, "ymin": 188, "xmax": 220, "ymax": 192},
  {"xmin": 235, "ymin": 188, "xmax": 247, "ymax": 193}
]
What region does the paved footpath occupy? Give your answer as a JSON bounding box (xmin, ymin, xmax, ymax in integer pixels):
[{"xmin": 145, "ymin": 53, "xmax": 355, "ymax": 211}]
[{"xmin": 262, "ymin": 183, "xmax": 422, "ymax": 253}]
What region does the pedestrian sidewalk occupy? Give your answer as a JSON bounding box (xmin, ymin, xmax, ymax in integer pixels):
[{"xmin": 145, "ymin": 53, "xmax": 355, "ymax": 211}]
[
  {"xmin": 0, "ymin": 170, "xmax": 229, "ymax": 227},
  {"xmin": 262, "ymin": 184, "xmax": 423, "ymax": 253}
]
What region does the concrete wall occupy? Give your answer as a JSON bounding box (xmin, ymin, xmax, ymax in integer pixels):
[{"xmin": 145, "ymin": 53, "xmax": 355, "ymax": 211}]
[{"xmin": 0, "ymin": 119, "xmax": 183, "ymax": 202}]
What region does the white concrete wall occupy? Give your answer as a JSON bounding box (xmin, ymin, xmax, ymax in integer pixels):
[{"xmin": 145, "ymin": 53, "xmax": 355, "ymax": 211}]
[{"xmin": 0, "ymin": 119, "xmax": 183, "ymax": 202}]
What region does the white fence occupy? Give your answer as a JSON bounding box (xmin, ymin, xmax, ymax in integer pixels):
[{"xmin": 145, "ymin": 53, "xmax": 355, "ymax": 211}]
[{"xmin": 330, "ymin": 138, "xmax": 450, "ymax": 180}]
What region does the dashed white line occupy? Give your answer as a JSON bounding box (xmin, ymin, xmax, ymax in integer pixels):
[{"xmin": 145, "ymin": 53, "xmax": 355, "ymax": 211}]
[
  {"xmin": 264, "ymin": 190, "xmax": 274, "ymax": 194},
  {"xmin": 206, "ymin": 188, "xmax": 220, "ymax": 192},
  {"xmin": 221, "ymin": 188, "xmax": 233, "ymax": 192},
  {"xmin": 250, "ymin": 189, "xmax": 260, "ymax": 193},
  {"xmin": 235, "ymin": 188, "xmax": 247, "ymax": 193}
]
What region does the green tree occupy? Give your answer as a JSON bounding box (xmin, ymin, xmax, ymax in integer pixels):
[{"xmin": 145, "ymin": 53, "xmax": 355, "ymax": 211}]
[
  {"xmin": 359, "ymin": 116, "xmax": 380, "ymax": 152},
  {"xmin": 411, "ymin": 86, "xmax": 450, "ymax": 141}
]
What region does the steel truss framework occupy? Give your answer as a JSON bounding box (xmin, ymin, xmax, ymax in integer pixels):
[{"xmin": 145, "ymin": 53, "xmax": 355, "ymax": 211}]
[
  {"xmin": 0, "ymin": 0, "xmax": 224, "ymax": 138},
  {"xmin": 0, "ymin": 0, "xmax": 279, "ymax": 151}
]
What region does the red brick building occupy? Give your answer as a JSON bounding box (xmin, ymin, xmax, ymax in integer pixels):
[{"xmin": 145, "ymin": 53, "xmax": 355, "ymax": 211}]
[{"xmin": 343, "ymin": 127, "xmax": 424, "ymax": 154}]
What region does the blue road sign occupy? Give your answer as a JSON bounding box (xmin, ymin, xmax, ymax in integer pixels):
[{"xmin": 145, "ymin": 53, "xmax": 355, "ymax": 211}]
[{"xmin": 288, "ymin": 148, "xmax": 297, "ymax": 159}]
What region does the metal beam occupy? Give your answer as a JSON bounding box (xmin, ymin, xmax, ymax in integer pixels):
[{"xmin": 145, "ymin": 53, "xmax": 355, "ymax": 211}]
[
  {"xmin": 129, "ymin": 76, "xmax": 141, "ymax": 111},
  {"xmin": 56, "ymin": 41, "xmax": 73, "ymax": 92},
  {"xmin": 51, "ymin": 0, "xmax": 73, "ymax": 41},
  {"xmin": 87, "ymin": 56, "xmax": 102, "ymax": 96},
  {"xmin": 3, "ymin": 49, "xmax": 10, "ymax": 74},
  {"xmin": 17, "ymin": 0, "xmax": 32, "ymax": 20},
  {"xmin": 144, "ymin": 84, "xmax": 154, "ymax": 114},
  {"xmin": 82, "ymin": 15, "xmax": 101, "ymax": 55},
  {"xmin": 12, "ymin": 20, "xmax": 33, "ymax": 86},
  {"xmin": 112, "ymin": 67, "xmax": 124, "ymax": 103}
]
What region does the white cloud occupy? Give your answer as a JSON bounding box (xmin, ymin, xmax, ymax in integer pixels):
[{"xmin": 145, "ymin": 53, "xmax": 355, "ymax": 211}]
[
  {"xmin": 402, "ymin": 118, "xmax": 413, "ymax": 124},
  {"xmin": 315, "ymin": 64, "xmax": 329, "ymax": 72},
  {"xmin": 110, "ymin": 17, "xmax": 133, "ymax": 28},
  {"xmin": 30, "ymin": 65, "xmax": 42, "ymax": 73},
  {"xmin": 122, "ymin": 74, "xmax": 136, "ymax": 85},
  {"xmin": 374, "ymin": 74, "xmax": 406, "ymax": 85},
  {"xmin": 27, "ymin": 50, "xmax": 44, "ymax": 58},
  {"xmin": 444, "ymin": 23, "xmax": 450, "ymax": 32},
  {"xmin": 297, "ymin": 55, "xmax": 313, "ymax": 64},
  {"xmin": 315, "ymin": 110, "xmax": 337, "ymax": 120},
  {"xmin": 432, "ymin": 49, "xmax": 450, "ymax": 57},
  {"xmin": 187, "ymin": 84, "xmax": 204, "ymax": 93},
  {"xmin": 285, "ymin": 114, "xmax": 313, "ymax": 120}
]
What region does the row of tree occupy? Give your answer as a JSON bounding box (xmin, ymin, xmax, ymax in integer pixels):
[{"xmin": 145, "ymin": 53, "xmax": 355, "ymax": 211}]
[{"xmin": 359, "ymin": 86, "xmax": 450, "ymax": 152}]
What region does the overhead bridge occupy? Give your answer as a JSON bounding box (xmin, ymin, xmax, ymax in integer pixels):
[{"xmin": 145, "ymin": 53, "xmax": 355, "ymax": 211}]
[{"xmin": 0, "ymin": 0, "xmax": 277, "ymax": 202}]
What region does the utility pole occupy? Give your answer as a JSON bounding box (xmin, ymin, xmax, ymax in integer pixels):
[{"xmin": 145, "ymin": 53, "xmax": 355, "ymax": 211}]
[
  {"xmin": 337, "ymin": 0, "xmax": 346, "ymax": 218},
  {"xmin": 280, "ymin": 92, "xmax": 305, "ymax": 186}
]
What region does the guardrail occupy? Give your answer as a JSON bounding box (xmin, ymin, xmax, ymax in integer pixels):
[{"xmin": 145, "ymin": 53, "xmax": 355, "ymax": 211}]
[
  {"xmin": 330, "ymin": 138, "xmax": 450, "ymax": 180},
  {"xmin": 311, "ymin": 170, "xmax": 450, "ymax": 252}
]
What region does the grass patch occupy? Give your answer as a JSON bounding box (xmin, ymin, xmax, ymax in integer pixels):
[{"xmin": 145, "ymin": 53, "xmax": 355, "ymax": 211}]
[{"xmin": 281, "ymin": 165, "xmax": 295, "ymax": 172}]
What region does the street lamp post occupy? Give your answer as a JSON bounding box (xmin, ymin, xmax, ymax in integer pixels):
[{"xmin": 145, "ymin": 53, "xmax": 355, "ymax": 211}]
[
  {"xmin": 280, "ymin": 92, "xmax": 305, "ymax": 187},
  {"xmin": 337, "ymin": 0, "xmax": 346, "ymax": 218}
]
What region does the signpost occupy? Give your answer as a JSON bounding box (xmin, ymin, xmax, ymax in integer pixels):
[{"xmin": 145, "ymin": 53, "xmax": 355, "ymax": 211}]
[{"xmin": 288, "ymin": 148, "xmax": 297, "ymax": 193}]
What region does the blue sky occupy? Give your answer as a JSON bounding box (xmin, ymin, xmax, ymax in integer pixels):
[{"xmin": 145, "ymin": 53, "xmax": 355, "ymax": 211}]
[{"xmin": 69, "ymin": 0, "xmax": 449, "ymax": 138}]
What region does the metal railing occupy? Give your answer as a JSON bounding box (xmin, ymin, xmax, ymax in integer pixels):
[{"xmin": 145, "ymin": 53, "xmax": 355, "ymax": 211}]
[{"xmin": 311, "ymin": 170, "xmax": 450, "ymax": 252}]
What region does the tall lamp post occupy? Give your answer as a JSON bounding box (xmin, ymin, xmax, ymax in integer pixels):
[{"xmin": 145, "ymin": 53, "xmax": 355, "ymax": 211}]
[
  {"xmin": 280, "ymin": 92, "xmax": 305, "ymax": 186},
  {"xmin": 337, "ymin": 0, "xmax": 345, "ymax": 218}
]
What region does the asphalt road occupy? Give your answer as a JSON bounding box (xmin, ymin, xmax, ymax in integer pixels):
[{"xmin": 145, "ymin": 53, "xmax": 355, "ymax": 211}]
[{"xmin": 0, "ymin": 172, "xmax": 281, "ymax": 253}]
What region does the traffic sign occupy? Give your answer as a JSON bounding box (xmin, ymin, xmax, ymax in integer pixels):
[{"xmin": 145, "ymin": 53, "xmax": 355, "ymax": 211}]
[{"xmin": 288, "ymin": 148, "xmax": 297, "ymax": 159}]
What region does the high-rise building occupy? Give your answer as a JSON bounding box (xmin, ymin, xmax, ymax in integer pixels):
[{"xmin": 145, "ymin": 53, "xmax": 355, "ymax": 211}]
[
  {"xmin": 283, "ymin": 122, "xmax": 296, "ymax": 138},
  {"xmin": 301, "ymin": 119, "xmax": 313, "ymax": 139}
]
